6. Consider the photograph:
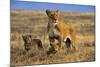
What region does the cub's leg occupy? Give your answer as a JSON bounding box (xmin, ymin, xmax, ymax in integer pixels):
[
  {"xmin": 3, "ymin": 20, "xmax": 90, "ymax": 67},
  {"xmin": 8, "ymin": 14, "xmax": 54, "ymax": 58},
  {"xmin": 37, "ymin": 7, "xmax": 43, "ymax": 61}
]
[{"xmin": 32, "ymin": 39, "xmax": 43, "ymax": 49}]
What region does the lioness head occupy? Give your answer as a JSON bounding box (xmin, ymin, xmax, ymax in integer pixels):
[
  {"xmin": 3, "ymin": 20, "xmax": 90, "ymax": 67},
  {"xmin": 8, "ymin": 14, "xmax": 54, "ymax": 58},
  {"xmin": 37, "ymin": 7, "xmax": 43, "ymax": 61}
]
[{"xmin": 46, "ymin": 10, "xmax": 60, "ymax": 25}]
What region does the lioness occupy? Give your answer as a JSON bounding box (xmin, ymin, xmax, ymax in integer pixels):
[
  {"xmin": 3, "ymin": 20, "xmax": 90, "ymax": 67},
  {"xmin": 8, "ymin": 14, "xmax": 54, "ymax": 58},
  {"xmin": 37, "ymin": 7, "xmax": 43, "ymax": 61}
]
[{"xmin": 46, "ymin": 10, "xmax": 76, "ymax": 54}]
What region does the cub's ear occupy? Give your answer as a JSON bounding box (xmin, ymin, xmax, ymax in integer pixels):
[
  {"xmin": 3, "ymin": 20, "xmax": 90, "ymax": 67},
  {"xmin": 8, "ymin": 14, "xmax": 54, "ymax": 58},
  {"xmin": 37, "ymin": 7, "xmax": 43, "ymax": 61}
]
[
  {"xmin": 29, "ymin": 35, "xmax": 32, "ymax": 38},
  {"xmin": 22, "ymin": 35, "xmax": 25, "ymax": 40},
  {"xmin": 22, "ymin": 35, "xmax": 24, "ymax": 38}
]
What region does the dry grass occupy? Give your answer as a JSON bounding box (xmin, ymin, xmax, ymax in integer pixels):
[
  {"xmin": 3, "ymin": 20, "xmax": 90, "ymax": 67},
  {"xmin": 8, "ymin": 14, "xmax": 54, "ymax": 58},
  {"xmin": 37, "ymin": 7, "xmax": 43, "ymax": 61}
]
[{"xmin": 10, "ymin": 10, "xmax": 95, "ymax": 66}]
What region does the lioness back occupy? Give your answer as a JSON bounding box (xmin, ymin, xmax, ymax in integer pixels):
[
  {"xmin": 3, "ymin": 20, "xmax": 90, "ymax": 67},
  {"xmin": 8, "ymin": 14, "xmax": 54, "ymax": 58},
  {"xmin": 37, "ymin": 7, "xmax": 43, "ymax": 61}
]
[{"xmin": 58, "ymin": 21, "xmax": 76, "ymax": 41}]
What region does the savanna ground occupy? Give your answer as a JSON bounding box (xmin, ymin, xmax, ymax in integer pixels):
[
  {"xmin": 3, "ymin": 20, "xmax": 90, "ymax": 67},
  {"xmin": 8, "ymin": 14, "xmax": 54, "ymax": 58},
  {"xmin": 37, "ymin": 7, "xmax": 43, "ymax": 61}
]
[{"xmin": 10, "ymin": 10, "xmax": 95, "ymax": 66}]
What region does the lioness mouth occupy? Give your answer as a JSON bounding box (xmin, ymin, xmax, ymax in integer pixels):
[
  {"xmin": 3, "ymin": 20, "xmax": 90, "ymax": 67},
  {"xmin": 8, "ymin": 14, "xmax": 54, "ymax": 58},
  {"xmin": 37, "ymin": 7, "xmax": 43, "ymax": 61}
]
[{"xmin": 52, "ymin": 22, "xmax": 58, "ymax": 26}]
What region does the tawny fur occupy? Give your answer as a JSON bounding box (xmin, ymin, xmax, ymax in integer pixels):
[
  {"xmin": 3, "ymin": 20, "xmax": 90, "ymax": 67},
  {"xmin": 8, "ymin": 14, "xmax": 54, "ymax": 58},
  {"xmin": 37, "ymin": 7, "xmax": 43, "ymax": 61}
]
[{"xmin": 46, "ymin": 10, "xmax": 76, "ymax": 53}]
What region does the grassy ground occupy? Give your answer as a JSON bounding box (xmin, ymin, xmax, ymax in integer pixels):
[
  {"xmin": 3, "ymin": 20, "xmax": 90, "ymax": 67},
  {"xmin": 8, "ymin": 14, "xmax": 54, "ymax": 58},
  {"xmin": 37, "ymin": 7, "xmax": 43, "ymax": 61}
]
[{"xmin": 10, "ymin": 10, "xmax": 95, "ymax": 66}]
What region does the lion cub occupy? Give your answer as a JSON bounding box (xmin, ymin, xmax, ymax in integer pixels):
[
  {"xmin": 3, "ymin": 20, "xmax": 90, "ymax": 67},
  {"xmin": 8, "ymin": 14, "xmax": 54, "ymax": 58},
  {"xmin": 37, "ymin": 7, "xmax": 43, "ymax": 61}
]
[{"xmin": 22, "ymin": 35, "xmax": 43, "ymax": 51}]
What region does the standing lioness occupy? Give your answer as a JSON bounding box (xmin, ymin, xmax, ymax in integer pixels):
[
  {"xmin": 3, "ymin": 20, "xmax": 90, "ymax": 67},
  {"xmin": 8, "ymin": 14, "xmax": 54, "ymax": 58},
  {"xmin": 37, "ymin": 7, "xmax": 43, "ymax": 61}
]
[{"xmin": 46, "ymin": 10, "xmax": 76, "ymax": 54}]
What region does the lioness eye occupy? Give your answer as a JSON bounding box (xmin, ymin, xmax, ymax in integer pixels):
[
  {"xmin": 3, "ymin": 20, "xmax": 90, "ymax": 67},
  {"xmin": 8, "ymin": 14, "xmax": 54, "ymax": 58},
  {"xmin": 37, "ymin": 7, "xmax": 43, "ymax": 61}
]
[
  {"xmin": 51, "ymin": 15, "xmax": 53, "ymax": 16},
  {"xmin": 55, "ymin": 14, "xmax": 58, "ymax": 16}
]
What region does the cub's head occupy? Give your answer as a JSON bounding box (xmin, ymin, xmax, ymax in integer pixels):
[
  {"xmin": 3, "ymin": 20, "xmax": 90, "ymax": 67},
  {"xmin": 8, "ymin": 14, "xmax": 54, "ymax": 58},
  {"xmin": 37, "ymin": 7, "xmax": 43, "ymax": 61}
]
[
  {"xmin": 46, "ymin": 10, "xmax": 60, "ymax": 24},
  {"xmin": 22, "ymin": 35, "xmax": 32, "ymax": 44}
]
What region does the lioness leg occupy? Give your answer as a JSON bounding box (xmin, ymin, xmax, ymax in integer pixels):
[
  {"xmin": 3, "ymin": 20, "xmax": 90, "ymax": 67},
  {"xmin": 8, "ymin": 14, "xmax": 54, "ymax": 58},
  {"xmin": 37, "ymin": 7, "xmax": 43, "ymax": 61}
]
[
  {"xmin": 50, "ymin": 39, "xmax": 57, "ymax": 52},
  {"xmin": 65, "ymin": 38, "xmax": 76, "ymax": 51},
  {"xmin": 56, "ymin": 36, "xmax": 62, "ymax": 48},
  {"xmin": 65, "ymin": 38, "xmax": 72, "ymax": 49},
  {"xmin": 47, "ymin": 37, "xmax": 57, "ymax": 55}
]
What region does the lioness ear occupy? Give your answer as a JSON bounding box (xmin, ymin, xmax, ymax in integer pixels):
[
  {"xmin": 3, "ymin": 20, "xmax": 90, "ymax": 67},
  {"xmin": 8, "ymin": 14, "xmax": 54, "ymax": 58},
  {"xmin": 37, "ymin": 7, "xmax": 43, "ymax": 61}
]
[
  {"xmin": 56, "ymin": 10, "xmax": 59, "ymax": 13},
  {"xmin": 46, "ymin": 9, "xmax": 50, "ymax": 15},
  {"xmin": 56, "ymin": 10, "xmax": 59, "ymax": 14}
]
